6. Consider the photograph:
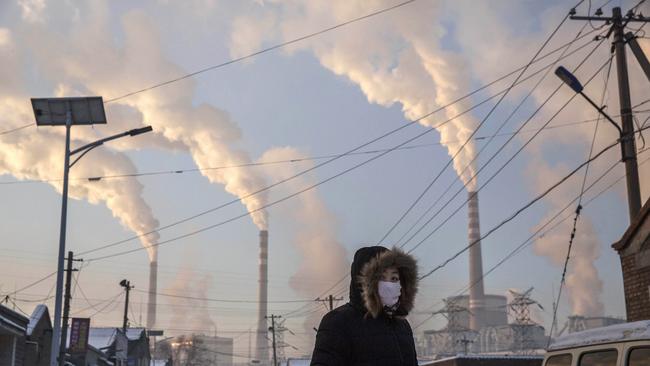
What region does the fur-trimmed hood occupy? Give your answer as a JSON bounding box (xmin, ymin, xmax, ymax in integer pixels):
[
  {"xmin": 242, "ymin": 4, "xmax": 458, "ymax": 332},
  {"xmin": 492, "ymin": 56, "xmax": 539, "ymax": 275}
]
[{"xmin": 351, "ymin": 247, "xmax": 418, "ymax": 319}]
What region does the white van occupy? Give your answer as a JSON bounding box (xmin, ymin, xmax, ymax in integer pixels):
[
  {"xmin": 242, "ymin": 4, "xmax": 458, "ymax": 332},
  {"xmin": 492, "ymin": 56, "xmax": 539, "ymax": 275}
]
[{"xmin": 543, "ymin": 320, "xmax": 650, "ymax": 366}]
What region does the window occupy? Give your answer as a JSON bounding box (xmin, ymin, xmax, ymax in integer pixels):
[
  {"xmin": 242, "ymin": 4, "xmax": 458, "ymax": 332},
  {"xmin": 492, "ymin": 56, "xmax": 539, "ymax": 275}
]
[
  {"xmin": 628, "ymin": 347, "xmax": 650, "ymax": 366},
  {"xmin": 579, "ymin": 350, "xmax": 618, "ymax": 366},
  {"xmin": 546, "ymin": 354, "xmax": 573, "ymax": 366}
]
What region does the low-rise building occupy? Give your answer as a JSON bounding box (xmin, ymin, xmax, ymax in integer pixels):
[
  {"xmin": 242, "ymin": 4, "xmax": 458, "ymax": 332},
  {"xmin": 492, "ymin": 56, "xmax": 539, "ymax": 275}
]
[
  {"xmin": 612, "ymin": 197, "xmax": 650, "ymax": 321},
  {"xmin": 0, "ymin": 304, "xmax": 29, "ymax": 366},
  {"xmin": 24, "ymin": 305, "xmax": 52, "ymax": 366}
]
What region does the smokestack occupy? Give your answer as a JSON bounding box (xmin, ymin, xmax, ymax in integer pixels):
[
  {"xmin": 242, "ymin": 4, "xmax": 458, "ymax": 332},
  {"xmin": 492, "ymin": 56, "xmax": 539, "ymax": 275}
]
[
  {"xmin": 468, "ymin": 191, "xmax": 485, "ymax": 331},
  {"xmin": 255, "ymin": 230, "xmax": 269, "ymax": 363},
  {"xmin": 147, "ymin": 260, "xmax": 157, "ymax": 330}
]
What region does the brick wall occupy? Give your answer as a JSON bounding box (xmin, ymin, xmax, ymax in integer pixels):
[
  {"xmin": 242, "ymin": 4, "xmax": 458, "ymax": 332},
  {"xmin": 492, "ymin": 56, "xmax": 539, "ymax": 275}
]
[{"xmin": 620, "ymin": 251, "xmax": 650, "ymax": 321}]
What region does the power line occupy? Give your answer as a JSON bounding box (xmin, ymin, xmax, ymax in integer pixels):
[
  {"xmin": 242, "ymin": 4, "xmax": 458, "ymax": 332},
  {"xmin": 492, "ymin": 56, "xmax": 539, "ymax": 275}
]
[
  {"xmin": 1, "ymin": 271, "xmax": 56, "ymax": 297},
  {"xmin": 0, "ymin": 124, "xmax": 33, "ymax": 136},
  {"xmin": 281, "ymin": 22, "xmax": 604, "ymax": 318},
  {"xmin": 84, "ymin": 81, "xmax": 534, "ymax": 261},
  {"xmin": 79, "ymin": 33, "xmax": 603, "ymax": 260},
  {"xmin": 4, "ymin": 113, "xmax": 639, "ymax": 187},
  {"xmin": 375, "ymin": 3, "xmax": 578, "ymax": 246},
  {"xmin": 547, "ymin": 50, "xmax": 614, "ymax": 341},
  {"xmin": 414, "ymin": 149, "xmax": 650, "ymax": 330},
  {"xmin": 418, "ymin": 128, "xmax": 637, "ymax": 281},
  {"xmin": 131, "ymin": 288, "xmax": 316, "ymax": 304},
  {"xmin": 381, "ymin": 20, "xmax": 597, "ymax": 248},
  {"xmin": 402, "ymin": 35, "xmax": 611, "ymax": 255},
  {"xmin": 104, "ymin": 0, "xmax": 420, "ymax": 103}
]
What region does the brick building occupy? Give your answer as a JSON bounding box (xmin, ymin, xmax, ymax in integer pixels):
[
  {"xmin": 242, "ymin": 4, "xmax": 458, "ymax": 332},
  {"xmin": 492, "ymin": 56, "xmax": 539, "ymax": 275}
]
[{"xmin": 612, "ymin": 198, "xmax": 650, "ymax": 321}]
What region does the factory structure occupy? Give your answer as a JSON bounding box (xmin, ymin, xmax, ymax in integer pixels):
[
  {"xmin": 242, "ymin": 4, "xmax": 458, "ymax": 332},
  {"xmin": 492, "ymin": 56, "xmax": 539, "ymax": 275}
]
[
  {"xmin": 420, "ymin": 192, "xmax": 547, "ymax": 357},
  {"xmin": 155, "ymin": 334, "xmax": 234, "ymax": 366},
  {"xmin": 256, "ymin": 230, "xmax": 270, "ymax": 364}
]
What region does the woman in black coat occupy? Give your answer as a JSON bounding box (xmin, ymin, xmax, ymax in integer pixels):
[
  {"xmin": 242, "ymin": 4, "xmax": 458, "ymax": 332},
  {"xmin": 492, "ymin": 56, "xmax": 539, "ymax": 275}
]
[{"xmin": 311, "ymin": 246, "xmax": 419, "ymax": 366}]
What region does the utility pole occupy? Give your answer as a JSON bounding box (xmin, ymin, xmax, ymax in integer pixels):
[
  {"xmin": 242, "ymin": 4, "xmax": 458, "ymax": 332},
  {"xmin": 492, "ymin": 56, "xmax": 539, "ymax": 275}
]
[
  {"xmin": 567, "ymin": 6, "xmax": 650, "ymax": 222},
  {"xmin": 120, "ymin": 279, "xmax": 133, "ymax": 332},
  {"xmin": 316, "ymin": 295, "xmax": 343, "ymax": 311},
  {"xmin": 266, "ymin": 314, "xmax": 282, "ymax": 366},
  {"xmin": 59, "ymin": 251, "xmax": 81, "ymax": 365}
]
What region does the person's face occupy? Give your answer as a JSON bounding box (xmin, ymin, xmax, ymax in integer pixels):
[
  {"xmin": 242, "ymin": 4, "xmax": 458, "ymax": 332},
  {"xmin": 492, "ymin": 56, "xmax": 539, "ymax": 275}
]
[{"xmin": 381, "ymin": 267, "xmax": 400, "ymax": 283}]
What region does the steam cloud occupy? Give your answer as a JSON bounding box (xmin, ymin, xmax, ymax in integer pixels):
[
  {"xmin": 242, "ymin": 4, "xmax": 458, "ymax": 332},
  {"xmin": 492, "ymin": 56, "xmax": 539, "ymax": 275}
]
[
  {"xmin": 166, "ymin": 268, "xmax": 217, "ymax": 333},
  {"xmin": 1, "ymin": 1, "xmax": 269, "ymax": 263},
  {"xmin": 229, "ymin": 0, "xmax": 480, "ymax": 190},
  {"xmin": 259, "ymin": 147, "xmax": 349, "ymax": 343}
]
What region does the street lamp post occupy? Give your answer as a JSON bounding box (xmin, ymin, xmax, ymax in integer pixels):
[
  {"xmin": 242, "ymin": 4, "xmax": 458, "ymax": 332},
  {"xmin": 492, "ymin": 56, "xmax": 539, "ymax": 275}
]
[
  {"xmin": 30, "ymin": 97, "xmax": 153, "ymax": 366},
  {"xmin": 555, "ymin": 66, "xmax": 642, "ymax": 222}
]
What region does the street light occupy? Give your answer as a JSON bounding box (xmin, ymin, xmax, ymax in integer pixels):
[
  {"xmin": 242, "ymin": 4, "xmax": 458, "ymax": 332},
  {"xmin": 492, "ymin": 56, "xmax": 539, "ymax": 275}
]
[
  {"xmin": 554, "ymin": 66, "xmax": 622, "ymax": 135},
  {"xmin": 30, "ymin": 96, "xmax": 153, "ymax": 366},
  {"xmin": 554, "ymin": 66, "xmax": 641, "ymax": 220}
]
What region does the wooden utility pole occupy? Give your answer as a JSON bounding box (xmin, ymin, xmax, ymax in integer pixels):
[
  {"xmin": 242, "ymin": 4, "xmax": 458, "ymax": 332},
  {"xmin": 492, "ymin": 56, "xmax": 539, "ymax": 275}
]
[
  {"xmin": 316, "ymin": 294, "xmax": 343, "ymax": 311},
  {"xmin": 568, "ymin": 6, "xmax": 650, "ymax": 222},
  {"xmin": 119, "ymin": 279, "xmax": 133, "ymax": 332},
  {"xmin": 265, "ymin": 314, "xmax": 282, "ymax": 366},
  {"xmin": 59, "ymin": 251, "xmax": 81, "ymax": 364}
]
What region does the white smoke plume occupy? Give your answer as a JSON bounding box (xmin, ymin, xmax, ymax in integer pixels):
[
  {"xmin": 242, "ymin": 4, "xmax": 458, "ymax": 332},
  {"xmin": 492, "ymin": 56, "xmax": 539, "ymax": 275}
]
[
  {"xmin": 258, "ymin": 147, "xmax": 349, "ymax": 343},
  {"xmin": 229, "ymin": 0, "xmax": 480, "ymax": 190},
  {"xmin": 1, "ymin": 1, "xmax": 269, "ymax": 262},
  {"xmin": 166, "ymin": 268, "xmax": 217, "ymax": 333},
  {"xmin": 447, "ymin": 1, "xmax": 650, "ymax": 317},
  {"xmin": 226, "ymin": 0, "xmax": 650, "ymax": 320}
]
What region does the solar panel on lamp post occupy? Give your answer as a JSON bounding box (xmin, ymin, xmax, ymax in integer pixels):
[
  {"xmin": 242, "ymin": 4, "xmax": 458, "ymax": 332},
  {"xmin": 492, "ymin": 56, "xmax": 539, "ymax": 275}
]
[{"xmin": 30, "ymin": 97, "xmax": 152, "ymax": 366}]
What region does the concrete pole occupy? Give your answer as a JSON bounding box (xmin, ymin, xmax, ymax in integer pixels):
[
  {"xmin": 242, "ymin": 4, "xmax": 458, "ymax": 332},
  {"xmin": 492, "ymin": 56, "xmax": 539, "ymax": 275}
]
[
  {"xmin": 50, "ymin": 111, "xmax": 72, "ymax": 366},
  {"xmin": 59, "ymin": 251, "xmax": 74, "ymax": 363},
  {"xmin": 613, "ymin": 7, "xmax": 642, "ymax": 221}
]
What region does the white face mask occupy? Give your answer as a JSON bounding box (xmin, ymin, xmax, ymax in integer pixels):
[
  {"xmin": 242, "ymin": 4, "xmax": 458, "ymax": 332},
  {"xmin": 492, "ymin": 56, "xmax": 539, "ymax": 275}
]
[{"xmin": 378, "ymin": 280, "xmax": 401, "ymax": 307}]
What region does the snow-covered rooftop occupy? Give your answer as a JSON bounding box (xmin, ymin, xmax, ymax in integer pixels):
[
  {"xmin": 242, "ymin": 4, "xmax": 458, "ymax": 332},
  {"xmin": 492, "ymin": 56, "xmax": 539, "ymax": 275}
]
[
  {"xmin": 125, "ymin": 327, "xmax": 146, "ymax": 340},
  {"xmin": 548, "ymin": 320, "xmax": 650, "ymax": 350},
  {"xmin": 27, "ymin": 304, "xmax": 48, "ymax": 336},
  {"xmin": 88, "ymin": 328, "xmax": 119, "ymax": 349}
]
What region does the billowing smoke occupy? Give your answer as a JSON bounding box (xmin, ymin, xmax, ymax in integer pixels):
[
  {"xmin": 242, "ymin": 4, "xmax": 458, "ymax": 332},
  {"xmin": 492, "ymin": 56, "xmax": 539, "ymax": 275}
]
[
  {"xmin": 166, "ymin": 268, "xmax": 217, "ymax": 333},
  {"xmin": 1, "ymin": 0, "xmax": 269, "ymax": 265},
  {"xmin": 225, "ymin": 0, "xmax": 650, "ymax": 321},
  {"xmin": 229, "ymin": 0, "xmax": 480, "ymax": 190},
  {"xmin": 258, "ymin": 147, "xmax": 349, "ymax": 342},
  {"xmin": 530, "ymin": 161, "xmax": 604, "ymax": 316}
]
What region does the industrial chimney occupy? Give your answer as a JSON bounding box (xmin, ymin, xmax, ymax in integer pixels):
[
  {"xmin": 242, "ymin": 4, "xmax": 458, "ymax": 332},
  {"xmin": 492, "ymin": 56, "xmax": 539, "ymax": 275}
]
[
  {"xmin": 468, "ymin": 191, "xmax": 486, "ymax": 331},
  {"xmin": 147, "ymin": 260, "xmax": 157, "ymax": 330},
  {"xmin": 255, "ymin": 230, "xmax": 269, "ymax": 363}
]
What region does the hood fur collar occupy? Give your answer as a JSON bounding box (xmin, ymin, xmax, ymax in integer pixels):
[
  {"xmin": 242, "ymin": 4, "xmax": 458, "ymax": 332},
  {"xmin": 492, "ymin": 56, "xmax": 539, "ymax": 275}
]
[{"xmin": 358, "ymin": 247, "xmax": 418, "ymax": 319}]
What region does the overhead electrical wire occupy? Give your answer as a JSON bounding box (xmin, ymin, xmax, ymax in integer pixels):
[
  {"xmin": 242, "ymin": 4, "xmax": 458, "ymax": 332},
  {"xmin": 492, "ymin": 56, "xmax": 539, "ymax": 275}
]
[
  {"xmin": 104, "ymin": 0, "xmax": 420, "ymax": 103},
  {"xmin": 131, "ymin": 288, "xmax": 317, "ymax": 304},
  {"xmin": 3, "ymin": 113, "xmax": 641, "ymax": 187},
  {"xmin": 0, "ymin": 123, "xmax": 33, "ymax": 136},
  {"xmin": 380, "ymin": 20, "xmax": 597, "ymax": 249},
  {"xmin": 414, "ymin": 148, "xmax": 650, "ymax": 330},
  {"xmin": 281, "ymin": 5, "xmax": 597, "ymax": 317},
  {"xmin": 417, "ymin": 124, "xmax": 648, "ymax": 281},
  {"xmin": 375, "ymin": 6, "xmax": 581, "ymax": 246},
  {"xmin": 7, "ymin": 2, "xmax": 598, "ymax": 314},
  {"xmin": 79, "ymin": 33, "xmax": 602, "ymax": 260},
  {"xmin": 547, "ymin": 53, "xmax": 614, "ymax": 343},
  {"xmin": 402, "ymin": 44, "xmax": 612, "ymax": 256}
]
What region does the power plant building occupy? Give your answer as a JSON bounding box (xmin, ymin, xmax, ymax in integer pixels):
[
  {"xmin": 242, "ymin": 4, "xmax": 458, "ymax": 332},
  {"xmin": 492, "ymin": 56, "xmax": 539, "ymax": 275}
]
[{"xmin": 421, "ymin": 191, "xmax": 547, "ymax": 356}]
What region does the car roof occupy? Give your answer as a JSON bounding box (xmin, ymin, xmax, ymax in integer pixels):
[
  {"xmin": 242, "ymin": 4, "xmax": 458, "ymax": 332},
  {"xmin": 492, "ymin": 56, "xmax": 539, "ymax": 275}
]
[{"xmin": 548, "ymin": 320, "xmax": 650, "ymax": 351}]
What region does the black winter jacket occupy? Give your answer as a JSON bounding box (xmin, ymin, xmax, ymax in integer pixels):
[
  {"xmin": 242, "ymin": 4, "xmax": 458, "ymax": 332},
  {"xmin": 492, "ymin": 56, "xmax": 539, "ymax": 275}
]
[{"xmin": 311, "ymin": 246, "xmax": 419, "ymax": 366}]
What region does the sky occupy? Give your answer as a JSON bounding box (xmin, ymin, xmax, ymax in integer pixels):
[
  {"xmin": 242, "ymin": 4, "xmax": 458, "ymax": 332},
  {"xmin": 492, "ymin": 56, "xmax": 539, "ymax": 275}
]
[{"xmin": 1, "ymin": 0, "xmax": 650, "ymax": 359}]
